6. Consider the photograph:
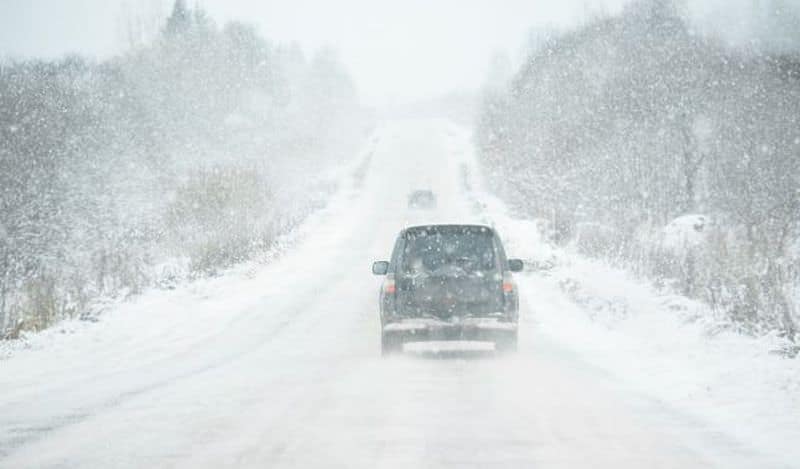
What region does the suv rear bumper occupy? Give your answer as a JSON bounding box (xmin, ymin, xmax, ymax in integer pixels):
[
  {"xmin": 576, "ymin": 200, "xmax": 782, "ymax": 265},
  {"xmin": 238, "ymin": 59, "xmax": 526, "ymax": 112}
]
[{"xmin": 383, "ymin": 317, "xmax": 517, "ymax": 342}]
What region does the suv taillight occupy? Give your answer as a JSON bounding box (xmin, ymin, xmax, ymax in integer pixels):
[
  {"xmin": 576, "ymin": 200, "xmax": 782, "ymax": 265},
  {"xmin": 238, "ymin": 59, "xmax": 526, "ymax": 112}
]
[
  {"xmin": 502, "ymin": 272, "xmax": 518, "ymax": 318},
  {"xmin": 382, "ymin": 274, "xmax": 397, "ymax": 317},
  {"xmin": 502, "ymin": 272, "xmax": 515, "ymax": 293},
  {"xmin": 383, "ymin": 275, "xmax": 396, "ymax": 295}
]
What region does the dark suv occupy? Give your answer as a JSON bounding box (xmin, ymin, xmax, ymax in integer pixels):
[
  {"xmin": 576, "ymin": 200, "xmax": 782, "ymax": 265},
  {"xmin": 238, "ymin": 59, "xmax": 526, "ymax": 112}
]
[{"xmin": 372, "ymin": 224, "xmax": 523, "ymax": 355}]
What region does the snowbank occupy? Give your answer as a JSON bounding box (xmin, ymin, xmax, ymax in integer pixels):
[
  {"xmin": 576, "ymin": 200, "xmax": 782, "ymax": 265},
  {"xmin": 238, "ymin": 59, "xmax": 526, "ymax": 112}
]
[{"xmin": 450, "ymin": 123, "xmax": 800, "ymax": 465}]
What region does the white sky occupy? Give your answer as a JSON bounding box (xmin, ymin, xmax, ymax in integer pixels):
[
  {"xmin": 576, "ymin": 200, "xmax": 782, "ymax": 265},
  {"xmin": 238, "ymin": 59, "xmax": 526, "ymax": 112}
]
[
  {"xmin": 2, "ymin": 0, "xmax": 796, "ymax": 106},
  {"xmin": 200, "ymin": 0, "xmax": 632, "ymax": 105},
  {"xmin": 0, "ymin": 0, "xmax": 629, "ymax": 105}
]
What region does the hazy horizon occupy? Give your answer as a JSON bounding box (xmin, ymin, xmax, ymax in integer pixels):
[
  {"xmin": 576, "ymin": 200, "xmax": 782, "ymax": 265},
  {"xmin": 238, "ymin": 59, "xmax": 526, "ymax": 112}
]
[{"xmin": 1, "ymin": 0, "xmax": 798, "ymax": 106}]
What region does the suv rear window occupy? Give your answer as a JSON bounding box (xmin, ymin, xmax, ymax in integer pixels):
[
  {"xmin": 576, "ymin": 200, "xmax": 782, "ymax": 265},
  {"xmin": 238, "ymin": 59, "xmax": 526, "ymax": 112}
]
[{"xmin": 399, "ymin": 226, "xmax": 496, "ymax": 275}]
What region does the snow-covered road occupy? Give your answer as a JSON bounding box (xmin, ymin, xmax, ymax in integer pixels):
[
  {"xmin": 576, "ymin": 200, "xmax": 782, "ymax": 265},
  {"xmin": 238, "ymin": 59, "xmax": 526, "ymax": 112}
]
[{"xmin": 0, "ymin": 120, "xmax": 791, "ymax": 468}]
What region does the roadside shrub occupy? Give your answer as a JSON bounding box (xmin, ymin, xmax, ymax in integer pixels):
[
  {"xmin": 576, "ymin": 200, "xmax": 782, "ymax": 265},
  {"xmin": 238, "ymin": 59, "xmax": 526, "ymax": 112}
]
[{"xmin": 165, "ymin": 164, "xmax": 274, "ymax": 275}]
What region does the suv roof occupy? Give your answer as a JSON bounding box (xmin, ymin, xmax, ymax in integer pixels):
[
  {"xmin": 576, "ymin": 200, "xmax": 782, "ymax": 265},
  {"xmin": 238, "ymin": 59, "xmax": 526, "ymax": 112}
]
[{"xmin": 400, "ymin": 224, "xmax": 495, "ymax": 235}]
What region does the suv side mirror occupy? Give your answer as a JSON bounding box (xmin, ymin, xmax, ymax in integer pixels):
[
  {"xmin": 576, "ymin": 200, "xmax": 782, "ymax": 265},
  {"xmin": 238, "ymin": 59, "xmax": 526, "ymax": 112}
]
[
  {"xmin": 508, "ymin": 259, "xmax": 524, "ymax": 272},
  {"xmin": 372, "ymin": 261, "xmax": 389, "ymax": 275}
]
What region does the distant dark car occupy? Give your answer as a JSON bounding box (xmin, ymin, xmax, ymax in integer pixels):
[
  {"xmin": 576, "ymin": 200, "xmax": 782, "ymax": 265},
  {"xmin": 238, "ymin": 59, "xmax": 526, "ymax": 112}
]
[
  {"xmin": 407, "ymin": 190, "xmax": 437, "ymax": 209},
  {"xmin": 372, "ymin": 224, "xmax": 523, "ymax": 355}
]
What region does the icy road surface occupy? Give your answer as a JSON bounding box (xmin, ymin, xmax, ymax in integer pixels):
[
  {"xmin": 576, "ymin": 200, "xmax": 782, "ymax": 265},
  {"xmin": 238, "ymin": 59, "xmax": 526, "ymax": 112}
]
[{"xmin": 0, "ymin": 120, "xmax": 789, "ymax": 468}]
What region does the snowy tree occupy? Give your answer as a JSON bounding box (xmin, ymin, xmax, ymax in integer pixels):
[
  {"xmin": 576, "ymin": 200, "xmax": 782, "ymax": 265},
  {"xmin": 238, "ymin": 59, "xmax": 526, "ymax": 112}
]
[
  {"xmin": 0, "ymin": 3, "xmax": 361, "ymax": 337},
  {"xmin": 476, "ymin": 0, "xmax": 800, "ymax": 337},
  {"xmin": 164, "ymin": 0, "xmax": 191, "ymax": 38}
]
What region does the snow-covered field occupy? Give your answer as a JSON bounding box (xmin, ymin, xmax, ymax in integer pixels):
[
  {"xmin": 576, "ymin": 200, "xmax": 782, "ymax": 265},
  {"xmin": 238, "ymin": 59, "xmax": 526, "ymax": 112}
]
[{"xmin": 1, "ymin": 119, "xmax": 797, "ymax": 468}]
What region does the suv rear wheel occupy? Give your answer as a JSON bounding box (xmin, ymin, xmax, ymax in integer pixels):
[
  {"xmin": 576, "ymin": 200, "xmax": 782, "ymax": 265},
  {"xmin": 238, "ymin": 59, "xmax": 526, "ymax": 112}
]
[
  {"xmin": 494, "ymin": 332, "xmax": 518, "ymax": 354},
  {"xmin": 381, "ymin": 331, "xmax": 404, "ymax": 356}
]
